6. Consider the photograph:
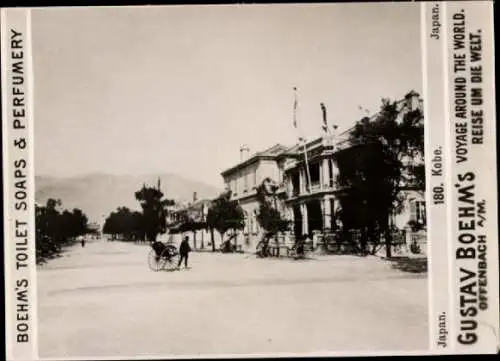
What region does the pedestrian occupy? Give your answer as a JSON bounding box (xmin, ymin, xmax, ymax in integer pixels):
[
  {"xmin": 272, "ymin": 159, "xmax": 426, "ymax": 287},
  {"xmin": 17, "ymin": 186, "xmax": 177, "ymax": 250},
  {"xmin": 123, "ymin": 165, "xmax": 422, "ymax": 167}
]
[
  {"xmin": 294, "ymin": 235, "xmax": 305, "ymax": 260},
  {"xmin": 178, "ymin": 236, "xmax": 192, "ymax": 269},
  {"xmin": 81, "ymin": 238, "xmax": 86, "ymax": 247}
]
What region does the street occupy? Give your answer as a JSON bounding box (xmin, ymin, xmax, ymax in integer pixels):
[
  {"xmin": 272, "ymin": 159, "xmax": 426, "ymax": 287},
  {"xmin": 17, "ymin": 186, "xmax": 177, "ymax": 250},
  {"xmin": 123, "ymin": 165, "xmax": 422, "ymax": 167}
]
[{"xmin": 37, "ymin": 239, "xmax": 429, "ymax": 358}]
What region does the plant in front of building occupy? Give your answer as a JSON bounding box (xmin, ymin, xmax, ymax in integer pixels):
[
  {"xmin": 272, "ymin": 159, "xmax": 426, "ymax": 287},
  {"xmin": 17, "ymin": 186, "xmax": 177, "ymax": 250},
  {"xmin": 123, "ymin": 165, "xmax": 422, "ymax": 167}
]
[
  {"xmin": 205, "ymin": 190, "xmax": 245, "ymax": 252},
  {"xmin": 256, "ymin": 178, "xmax": 290, "ymax": 247},
  {"xmin": 335, "ymin": 94, "xmax": 424, "ymax": 258}
]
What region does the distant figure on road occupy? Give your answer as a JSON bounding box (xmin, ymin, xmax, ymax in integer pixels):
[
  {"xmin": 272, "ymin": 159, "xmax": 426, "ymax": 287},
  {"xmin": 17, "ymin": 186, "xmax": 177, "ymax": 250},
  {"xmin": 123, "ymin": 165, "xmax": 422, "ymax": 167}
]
[
  {"xmin": 178, "ymin": 236, "xmax": 192, "ymax": 269},
  {"xmin": 81, "ymin": 238, "xmax": 86, "ymax": 248}
]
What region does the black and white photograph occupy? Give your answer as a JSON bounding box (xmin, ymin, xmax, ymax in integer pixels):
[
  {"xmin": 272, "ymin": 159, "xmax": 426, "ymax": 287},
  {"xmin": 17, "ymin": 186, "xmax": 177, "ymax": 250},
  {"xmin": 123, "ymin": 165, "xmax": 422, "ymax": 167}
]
[
  {"xmin": 18, "ymin": 1, "xmax": 500, "ymax": 359},
  {"xmin": 5, "ymin": 2, "xmax": 499, "ymax": 359},
  {"xmin": 28, "ymin": 3, "xmax": 430, "ymax": 358}
]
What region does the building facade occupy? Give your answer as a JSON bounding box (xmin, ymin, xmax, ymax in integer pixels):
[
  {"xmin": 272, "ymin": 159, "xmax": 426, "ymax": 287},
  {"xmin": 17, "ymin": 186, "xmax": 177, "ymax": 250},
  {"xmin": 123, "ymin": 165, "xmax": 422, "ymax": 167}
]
[
  {"xmin": 163, "ymin": 194, "xmax": 219, "ymax": 250},
  {"xmin": 220, "ymin": 144, "xmax": 289, "ymax": 251},
  {"xmin": 220, "ymin": 90, "xmax": 426, "ymax": 252}
]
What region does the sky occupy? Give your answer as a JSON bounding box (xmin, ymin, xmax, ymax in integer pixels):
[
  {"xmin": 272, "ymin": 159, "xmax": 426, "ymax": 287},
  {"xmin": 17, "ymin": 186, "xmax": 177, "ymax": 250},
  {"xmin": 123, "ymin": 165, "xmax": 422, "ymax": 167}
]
[{"xmin": 32, "ymin": 3, "xmax": 422, "ymax": 188}]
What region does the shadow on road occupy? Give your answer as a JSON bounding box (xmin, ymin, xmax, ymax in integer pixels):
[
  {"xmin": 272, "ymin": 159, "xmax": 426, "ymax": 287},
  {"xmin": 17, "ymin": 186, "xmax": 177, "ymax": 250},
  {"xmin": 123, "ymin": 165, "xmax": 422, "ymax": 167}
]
[
  {"xmin": 388, "ymin": 257, "xmax": 427, "ymax": 273},
  {"xmin": 48, "ymin": 271, "xmax": 426, "ymax": 297}
]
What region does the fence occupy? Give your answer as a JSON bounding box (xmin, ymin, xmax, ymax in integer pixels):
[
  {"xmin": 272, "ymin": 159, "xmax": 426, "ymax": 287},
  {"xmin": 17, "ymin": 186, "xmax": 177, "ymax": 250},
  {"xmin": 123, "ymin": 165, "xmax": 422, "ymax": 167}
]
[{"xmin": 313, "ymin": 229, "xmax": 426, "ymax": 256}]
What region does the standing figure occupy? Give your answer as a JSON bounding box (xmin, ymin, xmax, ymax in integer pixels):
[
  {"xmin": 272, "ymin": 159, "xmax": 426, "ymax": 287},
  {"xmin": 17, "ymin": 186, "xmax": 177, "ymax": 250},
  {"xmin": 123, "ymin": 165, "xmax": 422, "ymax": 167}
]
[
  {"xmin": 81, "ymin": 238, "xmax": 86, "ymax": 247},
  {"xmin": 178, "ymin": 236, "xmax": 192, "ymax": 269}
]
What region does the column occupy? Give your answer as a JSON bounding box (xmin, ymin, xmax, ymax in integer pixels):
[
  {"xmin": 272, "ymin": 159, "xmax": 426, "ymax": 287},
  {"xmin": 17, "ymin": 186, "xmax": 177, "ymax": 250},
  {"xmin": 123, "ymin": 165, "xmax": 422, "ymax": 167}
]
[
  {"xmin": 287, "ymin": 175, "xmax": 293, "ymax": 197},
  {"xmin": 322, "ymin": 158, "xmax": 330, "ymax": 189},
  {"xmin": 323, "ymin": 197, "xmax": 332, "ymax": 231},
  {"xmin": 299, "ymin": 168, "xmax": 305, "ymax": 193},
  {"xmin": 330, "ymin": 159, "xmax": 338, "ymax": 187},
  {"xmin": 288, "ymin": 206, "xmax": 294, "ymax": 223},
  {"xmin": 301, "ymin": 203, "xmax": 309, "ymax": 235}
]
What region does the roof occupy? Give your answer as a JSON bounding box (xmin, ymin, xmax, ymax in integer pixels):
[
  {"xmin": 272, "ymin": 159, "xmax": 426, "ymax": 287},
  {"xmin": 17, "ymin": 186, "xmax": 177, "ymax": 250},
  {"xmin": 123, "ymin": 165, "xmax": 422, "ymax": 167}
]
[
  {"xmin": 220, "ymin": 92, "xmax": 422, "ymax": 177},
  {"xmin": 171, "ymin": 198, "xmax": 212, "ymax": 214},
  {"xmin": 220, "ymin": 143, "xmax": 288, "ymax": 177},
  {"xmin": 260, "ymin": 144, "xmax": 288, "ymax": 156}
]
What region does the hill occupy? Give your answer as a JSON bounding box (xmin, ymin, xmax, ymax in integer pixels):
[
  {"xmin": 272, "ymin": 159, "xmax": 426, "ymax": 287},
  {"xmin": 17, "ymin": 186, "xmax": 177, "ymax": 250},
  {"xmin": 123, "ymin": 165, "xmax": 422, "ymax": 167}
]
[{"xmin": 35, "ymin": 173, "xmax": 222, "ymax": 225}]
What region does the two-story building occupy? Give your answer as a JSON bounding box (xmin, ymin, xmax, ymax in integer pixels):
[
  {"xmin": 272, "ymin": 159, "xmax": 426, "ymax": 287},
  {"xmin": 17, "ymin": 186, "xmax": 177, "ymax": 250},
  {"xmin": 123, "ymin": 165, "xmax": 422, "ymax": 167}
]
[
  {"xmin": 220, "ymin": 144, "xmax": 290, "ymax": 251},
  {"xmin": 282, "ymin": 134, "xmax": 339, "ymax": 238},
  {"xmin": 220, "ymin": 90, "xmax": 425, "ymax": 252}
]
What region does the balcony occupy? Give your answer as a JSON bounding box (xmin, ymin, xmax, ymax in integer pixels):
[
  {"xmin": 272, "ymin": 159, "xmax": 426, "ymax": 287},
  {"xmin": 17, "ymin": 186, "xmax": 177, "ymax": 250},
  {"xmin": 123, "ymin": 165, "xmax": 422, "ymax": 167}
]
[
  {"xmin": 310, "ymin": 182, "xmax": 321, "ymax": 192},
  {"xmin": 287, "ymin": 181, "xmax": 336, "ymax": 199}
]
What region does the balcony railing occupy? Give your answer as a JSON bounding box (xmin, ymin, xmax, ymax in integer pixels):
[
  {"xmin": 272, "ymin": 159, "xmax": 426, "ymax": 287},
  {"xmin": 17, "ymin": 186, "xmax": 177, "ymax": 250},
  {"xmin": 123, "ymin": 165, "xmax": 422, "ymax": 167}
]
[
  {"xmin": 288, "ymin": 182, "xmax": 335, "ymax": 198},
  {"xmin": 310, "ymin": 183, "xmax": 321, "ymax": 192}
]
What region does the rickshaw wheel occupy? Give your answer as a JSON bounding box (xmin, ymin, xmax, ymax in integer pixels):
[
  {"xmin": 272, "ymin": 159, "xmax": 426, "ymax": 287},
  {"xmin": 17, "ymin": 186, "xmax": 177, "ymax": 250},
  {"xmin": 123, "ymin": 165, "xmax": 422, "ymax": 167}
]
[
  {"xmin": 162, "ymin": 247, "xmax": 179, "ymax": 271},
  {"xmin": 256, "ymin": 241, "xmax": 266, "ymax": 258},
  {"xmin": 148, "ymin": 248, "xmax": 166, "ymax": 271}
]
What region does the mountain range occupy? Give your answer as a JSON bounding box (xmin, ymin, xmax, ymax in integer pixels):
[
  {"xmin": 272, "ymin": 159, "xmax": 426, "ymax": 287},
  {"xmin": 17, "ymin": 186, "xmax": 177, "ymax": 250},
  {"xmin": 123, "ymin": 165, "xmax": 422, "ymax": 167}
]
[{"xmin": 35, "ymin": 173, "xmax": 222, "ymax": 224}]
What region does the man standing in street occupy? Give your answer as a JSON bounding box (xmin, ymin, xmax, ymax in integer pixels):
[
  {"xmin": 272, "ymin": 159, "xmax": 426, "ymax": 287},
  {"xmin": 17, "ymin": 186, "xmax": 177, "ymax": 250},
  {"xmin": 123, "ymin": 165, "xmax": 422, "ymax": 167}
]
[{"xmin": 178, "ymin": 235, "xmax": 192, "ymax": 269}]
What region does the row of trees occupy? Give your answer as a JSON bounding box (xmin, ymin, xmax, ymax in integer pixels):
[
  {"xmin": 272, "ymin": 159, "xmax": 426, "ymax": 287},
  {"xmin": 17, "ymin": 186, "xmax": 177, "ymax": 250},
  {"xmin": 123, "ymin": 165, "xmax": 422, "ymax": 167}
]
[
  {"xmin": 36, "ymin": 198, "xmax": 91, "ymax": 262},
  {"xmin": 172, "ymin": 183, "xmax": 287, "ymax": 251},
  {"xmin": 102, "ymin": 177, "xmax": 291, "ymax": 253},
  {"xmin": 103, "ymin": 185, "xmax": 174, "ymax": 243},
  {"xmin": 102, "ymin": 185, "xmax": 247, "ymax": 251}
]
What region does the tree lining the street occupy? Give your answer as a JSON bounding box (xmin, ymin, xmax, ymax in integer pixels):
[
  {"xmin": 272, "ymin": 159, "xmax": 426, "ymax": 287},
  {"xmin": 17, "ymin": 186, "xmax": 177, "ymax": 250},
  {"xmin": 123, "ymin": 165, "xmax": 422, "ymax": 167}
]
[
  {"xmin": 335, "ymin": 93, "xmax": 424, "ymax": 258},
  {"xmin": 205, "ymin": 190, "xmax": 245, "ymax": 252},
  {"xmin": 36, "ymin": 198, "xmax": 90, "ymax": 263},
  {"xmin": 102, "ymin": 207, "xmax": 144, "ymax": 241},
  {"xmin": 174, "ymin": 207, "xmax": 207, "ymax": 249},
  {"xmin": 135, "ymin": 184, "xmax": 175, "ymax": 243}
]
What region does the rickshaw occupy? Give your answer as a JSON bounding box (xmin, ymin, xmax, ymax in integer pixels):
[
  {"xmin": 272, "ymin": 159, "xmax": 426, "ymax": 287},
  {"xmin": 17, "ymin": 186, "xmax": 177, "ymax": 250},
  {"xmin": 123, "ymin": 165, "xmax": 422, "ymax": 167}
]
[{"xmin": 148, "ymin": 241, "xmax": 179, "ymax": 271}]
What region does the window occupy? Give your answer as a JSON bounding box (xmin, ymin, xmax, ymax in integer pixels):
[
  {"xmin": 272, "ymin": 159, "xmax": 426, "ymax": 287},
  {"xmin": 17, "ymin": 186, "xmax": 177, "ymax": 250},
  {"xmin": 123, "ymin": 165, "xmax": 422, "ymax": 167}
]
[
  {"xmin": 231, "ymin": 179, "xmax": 236, "ymax": 195},
  {"xmin": 410, "ymin": 200, "xmax": 426, "ymax": 225},
  {"xmin": 244, "ymin": 171, "xmax": 249, "ymax": 192},
  {"xmin": 309, "ymin": 162, "xmax": 320, "ymax": 185}
]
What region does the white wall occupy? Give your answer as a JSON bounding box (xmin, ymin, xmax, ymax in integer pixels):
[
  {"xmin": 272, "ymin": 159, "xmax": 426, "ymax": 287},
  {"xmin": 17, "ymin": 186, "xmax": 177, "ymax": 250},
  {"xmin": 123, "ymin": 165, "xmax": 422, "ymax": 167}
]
[
  {"xmin": 224, "ymin": 162, "xmax": 259, "ymax": 197},
  {"xmin": 258, "ymin": 160, "xmax": 281, "ymax": 183},
  {"xmin": 158, "ymin": 230, "xmax": 225, "ymax": 251}
]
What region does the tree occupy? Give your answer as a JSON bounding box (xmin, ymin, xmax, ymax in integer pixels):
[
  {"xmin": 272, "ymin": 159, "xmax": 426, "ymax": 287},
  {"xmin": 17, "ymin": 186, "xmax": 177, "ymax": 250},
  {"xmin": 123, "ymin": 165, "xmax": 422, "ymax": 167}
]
[
  {"xmin": 135, "ymin": 184, "xmax": 175, "ymax": 243},
  {"xmin": 35, "ymin": 199, "xmax": 90, "ymax": 263},
  {"xmin": 335, "ymin": 94, "xmax": 424, "ymax": 258},
  {"xmin": 205, "ymin": 190, "xmax": 245, "ymax": 251},
  {"xmin": 205, "ymin": 208, "xmax": 218, "ymax": 252},
  {"xmin": 70, "ymin": 208, "xmax": 89, "ymax": 236},
  {"xmin": 177, "ymin": 208, "xmax": 206, "ymax": 249},
  {"xmin": 103, "ymin": 207, "xmax": 145, "ymax": 241},
  {"xmin": 256, "ymin": 178, "xmax": 290, "ymax": 242}
]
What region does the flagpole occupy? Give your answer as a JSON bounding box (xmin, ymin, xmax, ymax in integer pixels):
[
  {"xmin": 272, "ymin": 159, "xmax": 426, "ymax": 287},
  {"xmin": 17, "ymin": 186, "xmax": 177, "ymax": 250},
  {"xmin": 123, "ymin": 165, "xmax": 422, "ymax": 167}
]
[
  {"xmin": 293, "ymin": 86, "xmax": 312, "ymax": 193},
  {"xmin": 302, "ymin": 138, "xmax": 312, "ymax": 193}
]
